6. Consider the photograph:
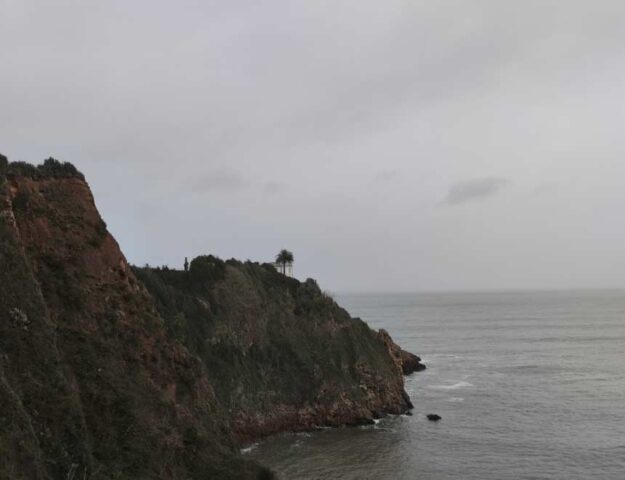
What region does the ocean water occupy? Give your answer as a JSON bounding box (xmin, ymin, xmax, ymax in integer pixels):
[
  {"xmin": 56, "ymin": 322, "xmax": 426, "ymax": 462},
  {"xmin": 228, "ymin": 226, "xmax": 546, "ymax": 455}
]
[{"xmin": 245, "ymin": 290, "xmax": 625, "ymax": 479}]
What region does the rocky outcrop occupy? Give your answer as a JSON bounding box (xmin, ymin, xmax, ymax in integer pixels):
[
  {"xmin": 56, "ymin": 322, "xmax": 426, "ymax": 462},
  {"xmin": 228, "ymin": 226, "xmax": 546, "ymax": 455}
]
[
  {"xmin": 400, "ymin": 349, "xmax": 426, "ymax": 375},
  {"xmin": 377, "ymin": 329, "xmax": 426, "ymax": 375},
  {"xmin": 0, "ymin": 158, "xmax": 269, "ymax": 479},
  {"xmin": 136, "ymin": 265, "xmax": 417, "ymax": 443},
  {"xmin": 0, "ymin": 157, "xmax": 424, "ymax": 478}
]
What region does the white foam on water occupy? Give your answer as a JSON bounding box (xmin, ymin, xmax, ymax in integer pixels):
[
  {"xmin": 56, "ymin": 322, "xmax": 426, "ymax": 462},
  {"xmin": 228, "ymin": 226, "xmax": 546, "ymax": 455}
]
[{"xmin": 429, "ymin": 381, "xmax": 474, "ymax": 390}]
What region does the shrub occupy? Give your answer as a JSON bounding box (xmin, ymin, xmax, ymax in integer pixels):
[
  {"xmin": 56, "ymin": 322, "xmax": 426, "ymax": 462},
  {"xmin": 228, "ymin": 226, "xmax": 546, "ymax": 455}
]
[
  {"xmin": 37, "ymin": 157, "xmax": 83, "ymax": 178},
  {"xmin": 6, "ymin": 158, "xmax": 84, "ymax": 179},
  {"xmin": 12, "ymin": 190, "xmax": 30, "ymax": 211},
  {"xmin": 0, "ymin": 153, "xmax": 7, "ymax": 175},
  {"xmin": 7, "ymin": 161, "xmax": 38, "ymax": 177},
  {"xmin": 95, "ymin": 219, "xmax": 107, "ymax": 238},
  {"xmin": 189, "ymin": 255, "xmax": 226, "ymax": 285}
]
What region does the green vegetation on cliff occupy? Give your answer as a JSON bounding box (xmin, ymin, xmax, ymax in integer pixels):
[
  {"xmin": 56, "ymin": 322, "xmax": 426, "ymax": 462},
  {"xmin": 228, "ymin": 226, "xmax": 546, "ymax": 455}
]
[
  {"xmin": 5, "ymin": 157, "xmax": 84, "ymax": 179},
  {"xmin": 0, "ymin": 156, "xmax": 417, "ymax": 479},
  {"xmin": 0, "ymin": 157, "xmax": 271, "ymax": 479},
  {"xmin": 134, "ymin": 257, "xmax": 412, "ymax": 441}
]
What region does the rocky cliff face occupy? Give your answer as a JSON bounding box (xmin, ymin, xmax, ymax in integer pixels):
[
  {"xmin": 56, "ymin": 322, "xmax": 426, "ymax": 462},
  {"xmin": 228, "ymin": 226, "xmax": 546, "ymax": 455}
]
[
  {"xmin": 0, "ymin": 156, "xmax": 422, "ymax": 479},
  {"xmin": 377, "ymin": 329, "xmax": 426, "ymax": 376},
  {"xmin": 135, "ymin": 264, "xmax": 417, "ymax": 443},
  {"xmin": 0, "ymin": 157, "xmax": 269, "ymax": 479}
]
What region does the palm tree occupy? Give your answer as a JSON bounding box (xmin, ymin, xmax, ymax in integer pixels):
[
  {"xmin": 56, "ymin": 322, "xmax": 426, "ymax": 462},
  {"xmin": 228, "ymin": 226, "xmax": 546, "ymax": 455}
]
[{"xmin": 275, "ymin": 249, "xmax": 294, "ymax": 274}]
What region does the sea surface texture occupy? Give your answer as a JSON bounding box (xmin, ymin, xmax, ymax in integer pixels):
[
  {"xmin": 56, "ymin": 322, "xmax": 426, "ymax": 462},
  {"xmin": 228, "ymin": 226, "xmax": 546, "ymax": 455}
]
[{"xmin": 246, "ymin": 290, "xmax": 625, "ymax": 479}]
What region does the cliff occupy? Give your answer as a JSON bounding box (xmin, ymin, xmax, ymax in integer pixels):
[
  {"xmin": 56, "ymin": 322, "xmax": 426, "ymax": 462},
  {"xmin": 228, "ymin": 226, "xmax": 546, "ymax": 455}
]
[
  {"xmin": 0, "ymin": 156, "xmax": 422, "ymax": 478},
  {"xmin": 134, "ymin": 261, "xmax": 418, "ymax": 442},
  {"xmin": 0, "ymin": 157, "xmax": 270, "ymax": 479}
]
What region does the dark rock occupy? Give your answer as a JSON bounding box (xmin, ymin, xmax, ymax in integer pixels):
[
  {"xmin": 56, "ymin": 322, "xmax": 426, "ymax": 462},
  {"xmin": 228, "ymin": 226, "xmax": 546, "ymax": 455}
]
[
  {"xmin": 377, "ymin": 329, "xmax": 426, "ymax": 376},
  {"xmin": 372, "ymin": 410, "xmax": 388, "ymax": 420},
  {"xmin": 401, "ymin": 389, "xmax": 414, "ymax": 409},
  {"xmin": 427, "ymin": 414, "xmax": 442, "ymax": 422},
  {"xmin": 405, "ymin": 410, "xmax": 413, "ymax": 416},
  {"xmin": 400, "ymin": 349, "xmax": 426, "ymax": 375}
]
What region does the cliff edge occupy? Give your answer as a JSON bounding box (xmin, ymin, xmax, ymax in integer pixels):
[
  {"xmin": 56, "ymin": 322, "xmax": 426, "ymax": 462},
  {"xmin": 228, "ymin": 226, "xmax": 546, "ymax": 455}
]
[
  {"xmin": 0, "ymin": 156, "xmax": 423, "ymax": 478},
  {"xmin": 135, "ymin": 261, "xmax": 418, "ymax": 443},
  {"xmin": 0, "ymin": 157, "xmax": 269, "ymax": 479}
]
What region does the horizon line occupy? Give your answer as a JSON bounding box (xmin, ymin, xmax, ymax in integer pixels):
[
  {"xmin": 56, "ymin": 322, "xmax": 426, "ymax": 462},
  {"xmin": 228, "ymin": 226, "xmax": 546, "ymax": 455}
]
[{"xmin": 332, "ymin": 286, "xmax": 625, "ymax": 296}]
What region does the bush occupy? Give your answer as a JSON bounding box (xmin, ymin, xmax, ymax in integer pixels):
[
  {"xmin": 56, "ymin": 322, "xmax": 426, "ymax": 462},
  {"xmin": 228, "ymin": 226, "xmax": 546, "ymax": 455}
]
[
  {"xmin": 189, "ymin": 255, "xmax": 226, "ymax": 285},
  {"xmin": 7, "ymin": 161, "xmax": 38, "ymax": 177},
  {"xmin": 0, "ymin": 153, "xmax": 7, "ymax": 175},
  {"xmin": 12, "ymin": 190, "xmax": 30, "ymax": 211},
  {"xmin": 295, "ymin": 277, "xmax": 333, "ymax": 315},
  {"xmin": 38, "ymin": 157, "xmax": 83, "ymax": 178},
  {"xmin": 95, "ymin": 219, "xmax": 107, "ymax": 237},
  {"xmin": 6, "ymin": 158, "xmax": 84, "ymax": 179}
]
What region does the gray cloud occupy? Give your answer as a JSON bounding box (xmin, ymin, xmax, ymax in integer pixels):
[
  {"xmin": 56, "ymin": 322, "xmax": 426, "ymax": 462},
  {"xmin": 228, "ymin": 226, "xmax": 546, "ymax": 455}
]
[
  {"xmin": 263, "ymin": 181, "xmax": 288, "ymax": 195},
  {"xmin": 373, "ymin": 170, "xmax": 399, "ymax": 182},
  {"xmin": 3, "ymin": 1, "xmax": 625, "ymax": 291},
  {"xmin": 442, "ymin": 177, "xmax": 510, "ymax": 205},
  {"xmin": 190, "ymin": 169, "xmax": 248, "ymax": 193},
  {"xmin": 532, "ymin": 182, "xmax": 557, "ymax": 195}
]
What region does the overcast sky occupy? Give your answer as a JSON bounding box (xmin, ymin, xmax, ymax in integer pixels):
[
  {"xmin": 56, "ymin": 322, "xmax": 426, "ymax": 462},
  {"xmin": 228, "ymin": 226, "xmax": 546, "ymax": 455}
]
[{"xmin": 2, "ymin": 0, "xmax": 625, "ymax": 292}]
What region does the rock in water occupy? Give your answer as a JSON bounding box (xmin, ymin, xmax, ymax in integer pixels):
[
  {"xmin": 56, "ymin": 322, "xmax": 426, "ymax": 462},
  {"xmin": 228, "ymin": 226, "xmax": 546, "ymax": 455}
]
[
  {"xmin": 400, "ymin": 349, "xmax": 427, "ymax": 374},
  {"xmin": 427, "ymin": 414, "xmax": 442, "ymax": 421}
]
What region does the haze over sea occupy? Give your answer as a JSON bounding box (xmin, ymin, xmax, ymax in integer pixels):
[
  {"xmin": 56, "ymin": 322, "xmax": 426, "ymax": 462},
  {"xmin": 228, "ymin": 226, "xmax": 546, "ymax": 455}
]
[{"xmin": 246, "ymin": 290, "xmax": 625, "ymax": 479}]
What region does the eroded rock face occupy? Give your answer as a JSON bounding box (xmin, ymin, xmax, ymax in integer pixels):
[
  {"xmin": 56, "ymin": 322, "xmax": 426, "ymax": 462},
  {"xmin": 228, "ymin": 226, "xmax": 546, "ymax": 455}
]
[
  {"xmin": 377, "ymin": 329, "xmax": 426, "ymax": 375},
  {"xmin": 400, "ymin": 349, "xmax": 427, "ymax": 375},
  {"xmin": 136, "ymin": 265, "xmax": 418, "ymax": 443},
  {"xmin": 0, "ymin": 157, "xmax": 424, "ymax": 477},
  {"xmin": 0, "ymin": 162, "xmax": 268, "ymax": 479}
]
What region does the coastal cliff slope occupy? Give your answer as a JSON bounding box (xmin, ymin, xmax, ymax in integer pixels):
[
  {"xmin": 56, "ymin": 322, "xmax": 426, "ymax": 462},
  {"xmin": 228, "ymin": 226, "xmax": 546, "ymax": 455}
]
[
  {"xmin": 0, "ymin": 156, "xmax": 422, "ymax": 478},
  {"xmin": 135, "ymin": 261, "xmax": 419, "ymax": 442},
  {"xmin": 0, "ymin": 156, "xmax": 269, "ymax": 479}
]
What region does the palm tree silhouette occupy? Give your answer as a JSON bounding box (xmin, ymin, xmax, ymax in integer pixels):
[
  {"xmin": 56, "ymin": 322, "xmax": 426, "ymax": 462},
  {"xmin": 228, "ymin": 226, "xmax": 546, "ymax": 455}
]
[{"xmin": 275, "ymin": 249, "xmax": 294, "ymax": 275}]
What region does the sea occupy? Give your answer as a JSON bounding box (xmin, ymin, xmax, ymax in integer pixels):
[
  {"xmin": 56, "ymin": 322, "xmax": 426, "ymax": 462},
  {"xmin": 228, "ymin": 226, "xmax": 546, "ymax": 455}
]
[{"xmin": 245, "ymin": 290, "xmax": 625, "ymax": 479}]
